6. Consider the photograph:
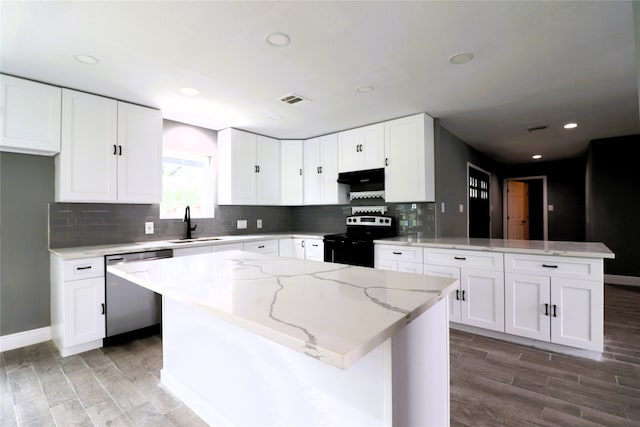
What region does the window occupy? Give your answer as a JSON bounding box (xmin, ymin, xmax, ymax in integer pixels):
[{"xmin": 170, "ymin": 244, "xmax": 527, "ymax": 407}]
[{"xmin": 160, "ymin": 151, "xmax": 214, "ymax": 219}]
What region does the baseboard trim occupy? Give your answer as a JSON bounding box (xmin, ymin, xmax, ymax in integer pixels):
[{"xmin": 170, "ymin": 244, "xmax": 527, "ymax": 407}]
[
  {"xmin": 0, "ymin": 327, "xmax": 51, "ymax": 352},
  {"xmin": 605, "ymin": 274, "xmax": 640, "ymax": 287}
]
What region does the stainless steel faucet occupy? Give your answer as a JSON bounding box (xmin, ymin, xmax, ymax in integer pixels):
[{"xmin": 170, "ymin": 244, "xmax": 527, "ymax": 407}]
[{"xmin": 183, "ymin": 205, "xmax": 197, "ymax": 239}]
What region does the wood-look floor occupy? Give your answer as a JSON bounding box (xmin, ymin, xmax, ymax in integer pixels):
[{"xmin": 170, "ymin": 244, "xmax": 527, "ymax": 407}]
[
  {"xmin": 451, "ymin": 284, "xmax": 640, "ymax": 427},
  {"xmin": 1, "ymin": 284, "xmax": 639, "ymax": 426}
]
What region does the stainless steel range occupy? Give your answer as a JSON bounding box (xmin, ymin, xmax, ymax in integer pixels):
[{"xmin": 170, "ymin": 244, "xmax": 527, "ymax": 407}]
[{"xmin": 323, "ymin": 215, "xmax": 396, "ymax": 267}]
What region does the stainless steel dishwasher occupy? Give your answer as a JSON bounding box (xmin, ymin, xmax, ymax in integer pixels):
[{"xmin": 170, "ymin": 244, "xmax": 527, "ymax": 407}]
[{"xmin": 104, "ymin": 249, "xmax": 172, "ymax": 345}]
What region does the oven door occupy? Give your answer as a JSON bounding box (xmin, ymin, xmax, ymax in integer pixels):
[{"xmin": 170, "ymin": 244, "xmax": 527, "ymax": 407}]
[{"xmin": 323, "ymin": 238, "xmax": 374, "ymax": 268}]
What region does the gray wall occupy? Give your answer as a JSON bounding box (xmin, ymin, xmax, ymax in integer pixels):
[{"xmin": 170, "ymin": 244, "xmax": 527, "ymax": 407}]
[
  {"xmin": 586, "ymin": 135, "xmax": 640, "ymax": 276},
  {"xmin": 501, "ymin": 157, "xmax": 587, "ymax": 242},
  {"xmin": 0, "ymin": 152, "xmax": 54, "ymax": 336},
  {"xmin": 434, "ymin": 120, "xmax": 502, "ymax": 238}
]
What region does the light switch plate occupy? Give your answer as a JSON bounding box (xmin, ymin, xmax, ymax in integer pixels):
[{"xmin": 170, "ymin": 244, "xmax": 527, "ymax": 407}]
[
  {"xmin": 237, "ymin": 219, "xmax": 247, "ymax": 229},
  {"xmin": 145, "ymin": 222, "xmax": 154, "ymax": 234},
  {"xmin": 548, "ymin": 204, "xmax": 554, "ymax": 211},
  {"xmin": 459, "ymin": 204, "xmax": 464, "ymax": 213},
  {"xmin": 257, "ymin": 219, "xmax": 263, "ymax": 229}
]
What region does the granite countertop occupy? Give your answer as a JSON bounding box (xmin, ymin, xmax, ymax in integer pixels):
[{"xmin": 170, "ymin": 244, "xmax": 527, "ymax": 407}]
[
  {"xmin": 49, "ymin": 232, "xmax": 330, "ymax": 259},
  {"xmin": 374, "ymin": 237, "xmax": 615, "ymax": 259},
  {"xmin": 106, "ymin": 250, "xmax": 458, "ymax": 369}
]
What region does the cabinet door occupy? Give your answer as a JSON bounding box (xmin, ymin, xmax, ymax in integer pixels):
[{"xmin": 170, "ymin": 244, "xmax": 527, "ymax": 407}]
[
  {"xmin": 57, "ymin": 89, "xmax": 118, "ymax": 202},
  {"xmin": 210, "ymin": 243, "xmax": 244, "ymax": 253},
  {"xmin": 384, "ymin": 114, "xmax": 434, "ymax": 202},
  {"xmin": 398, "ymin": 262, "xmax": 423, "ymax": 274},
  {"xmin": 280, "ymin": 140, "xmax": 304, "ymax": 205},
  {"xmin": 551, "ymin": 278, "xmax": 603, "ymax": 351},
  {"xmin": 64, "ymin": 277, "xmax": 105, "ymax": 346},
  {"xmin": 460, "ymin": 268, "xmax": 504, "ymax": 332},
  {"xmin": 505, "ymin": 273, "xmax": 551, "ymax": 341},
  {"xmin": 360, "ymin": 123, "xmax": 385, "ymax": 170},
  {"xmin": 318, "ymin": 133, "xmax": 347, "ymax": 204},
  {"xmin": 293, "ymin": 238, "xmax": 306, "ymax": 259},
  {"xmin": 218, "ymin": 129, "xmax": 257, "ymax": 205},
  {"xmin": 337, "ymin": 127, "xmax": 361, "ymax": 173},
  {"xmin": 256, "ymin": 135, "xmax": 280, "ymax": 204},
  {"xmin": 305, "ymin": 239, "xmax": 324, "ymax": 261},
  {"xmin": 303, "ymin": 137, "xmax": 322, "ymax": 204},
  {"xmin": 424, "ymin": 265, "xmax": 461, "ymax": 323},
  {"xmin": 1, "ymin": 75, "xmax": 61, "ymax": 155},
  {"xmin": 117, "ymin": 102, "xmax": 162, "ymax": 203},
  {"xmin": 375, "ymin": 260, "xmax": 397, "ymax": 271}
]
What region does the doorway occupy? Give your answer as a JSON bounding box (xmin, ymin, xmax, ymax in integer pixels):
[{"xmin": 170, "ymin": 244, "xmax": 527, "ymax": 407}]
[
  {"xmin": 503, "ymin": 176, "xmax": 547, "ymax": 240},
  {"xmin": 467, "ymin": 163, "xmax": 491, "ymax": 238}
]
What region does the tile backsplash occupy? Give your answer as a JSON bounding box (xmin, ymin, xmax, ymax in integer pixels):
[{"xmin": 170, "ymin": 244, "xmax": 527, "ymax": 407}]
[{"xmin": 49, "ymin": 201, "xmax": 436, "ymax": 248}]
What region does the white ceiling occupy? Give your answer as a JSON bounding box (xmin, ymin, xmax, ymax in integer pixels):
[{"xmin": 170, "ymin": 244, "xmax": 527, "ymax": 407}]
[{"xmin": 1, "ymin": 1, "xmax": 638, "ymax": 164}]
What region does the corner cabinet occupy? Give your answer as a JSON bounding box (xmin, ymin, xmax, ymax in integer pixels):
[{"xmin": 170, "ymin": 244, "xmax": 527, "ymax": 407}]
[
  {"xmin": 337, "ymin": 123, "xmax": 385, "ymax": 173},
  {"xmin": 384, "ymin": 113, "xmax": 435, "ymax": 202},
  {"xmin": 423, "ymin": 248, "xmax": 505, "ymax": 332},
  {"xmin": 504, "ymin": 253, "xmax": 603, "ymax": 352},
  {"xmin": 0, "ymin": 74, "xmax": 62, "ymax": 155},
  {"xmin": 280, "ymin": 140, "xmax": 304, "ymax": 205},
  {"xmin": 55, "ymin": 89, "xmax": 162, "ymax": 203},
  {"xmin": 303, "ymin": 133, "xmax": 349, "ymax": 205},
  {"xmin": 218, "ymin": 128, "xmax": 280, "ymax": 205},
  {"xmin": 50, "ymin": 255, "xmax": 105, "ymax": 357}
]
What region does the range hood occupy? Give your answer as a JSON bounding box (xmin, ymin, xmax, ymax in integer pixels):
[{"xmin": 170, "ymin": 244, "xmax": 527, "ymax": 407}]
[{"xmin": 337, "ymin": 168, "xmax": 384, "ymax": 185}]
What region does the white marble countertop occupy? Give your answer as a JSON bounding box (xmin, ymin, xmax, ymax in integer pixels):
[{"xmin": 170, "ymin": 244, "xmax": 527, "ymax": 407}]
[
  {"xmin": 374, "ymin": 237, "xmax": 615, "ymax": 259},
  {"xmin": 49, "ymin": 232, "xmax": 328, "ymax": 259},
  {"xmin": 106, "ymin": 250, "xmax": 458, "ymax": 369}
]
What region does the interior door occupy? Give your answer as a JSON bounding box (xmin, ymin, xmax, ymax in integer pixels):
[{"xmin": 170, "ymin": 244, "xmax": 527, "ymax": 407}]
[{"xmin": 507, "ymin": 181, "xmax": 530, "ymax": 239}]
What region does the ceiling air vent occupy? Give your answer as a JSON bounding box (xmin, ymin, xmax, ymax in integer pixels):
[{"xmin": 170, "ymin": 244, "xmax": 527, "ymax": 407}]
[{"xmin": 279, "ymin": 93, "xmax": 310, "ymax": 105}]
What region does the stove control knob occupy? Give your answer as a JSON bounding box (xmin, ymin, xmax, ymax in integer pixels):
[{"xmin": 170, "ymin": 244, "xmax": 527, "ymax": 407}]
[{"xmin": 385, "ymin": 219, "xmax": 390, "ymax": 223}]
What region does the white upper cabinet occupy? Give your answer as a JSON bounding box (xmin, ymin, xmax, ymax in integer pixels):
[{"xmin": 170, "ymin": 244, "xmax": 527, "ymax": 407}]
[
  {"xmin": 384, "ymin": 113, "xmax": 435, "ymax": 202},
  {"xmin": 0, "ymin": 74, "xmax": 62, "ymax": 155},
  {"xmin": 218, "ymin": 128, "xmax": 280, "ymax": 205},
  {"xmin": 280, "ymin": 139, "xmax": 304, "ymax": 205},
  {"xmin": 303, "ymin": 134, "xmax": 348, "ymax": 205},
  {"xmin": 337, "ymin": 123, "xmax": 384, "ymax": 173},
  {"xmin": 56, "ymin": 89, "xmax": 162, "ymax": 203},
  {"xmin": 117, "ymin": 101, "xmax": 163, "ymax": 203}
]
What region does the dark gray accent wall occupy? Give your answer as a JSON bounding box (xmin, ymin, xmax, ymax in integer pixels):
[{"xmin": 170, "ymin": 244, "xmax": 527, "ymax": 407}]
[
  {"xmin": 434, "ymin": 120, "xmax": 502, "ymax": 238},
  {"xmin": 501, "ymin": 157, "xmax": 587, "ymax": 242},
  {"xmin": 1, "ymin": 152, "xmax": 54, "ymax": 335},
  {"xmin": 586, "ymin": 135, "xmax": 640, "ymax": 276}
]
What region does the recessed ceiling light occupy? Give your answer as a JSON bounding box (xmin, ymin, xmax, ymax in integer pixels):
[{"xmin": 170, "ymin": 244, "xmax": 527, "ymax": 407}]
[
  {"xmin": 355, "ymin": 85, "xmax": 375, "ymax": 93},
  {"xmin": 265, "ymin": 32, "xmax": 291, "ymax": 47},
  {"xmin": 180, "ymin": 87, "xmax": 200, "ymax": 96},
  {"xmin": 532, "ymin": 154, "xmax": 542, "ymax": 160},
  {"xmin": 448, "ymin": 52, "xmax": 474, "ymax": 65},
  {"xmin": 270, "ymin": 115, "xmax": 284, "ymax": 120},
  {"xmin": 73, "ymin": 54, "xmax": 100, "ymax": 65},
  {"xmin": 563, "ymin": 122, "xmax": 578, "ymax": 129}
]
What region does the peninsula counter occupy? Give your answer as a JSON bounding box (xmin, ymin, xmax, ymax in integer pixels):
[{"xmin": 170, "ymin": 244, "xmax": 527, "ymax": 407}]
[{"xmin": 107, "ymin": 250, "xmax": 458, "ymax": 427}]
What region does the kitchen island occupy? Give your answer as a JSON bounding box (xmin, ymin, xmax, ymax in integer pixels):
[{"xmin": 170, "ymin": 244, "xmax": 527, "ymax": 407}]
[{"xmin": 107, "ymin": 250, "xmax": 458, "ymax": 427}]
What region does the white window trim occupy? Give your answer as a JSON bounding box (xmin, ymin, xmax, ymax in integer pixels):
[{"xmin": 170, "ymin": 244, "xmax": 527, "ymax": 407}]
[{"xmin": 160, "ymin": 151, "xmax": 215, "ymax": 220}]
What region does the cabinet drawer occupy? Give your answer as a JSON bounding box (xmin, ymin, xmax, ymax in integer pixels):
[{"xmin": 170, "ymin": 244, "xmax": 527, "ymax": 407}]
[
  {"xmin": 423, "ymin": 248, "xmax": 503, "ymax": 271},
  {"xmin": 63, "ymin": 257, "xmax": 104, "ymax": 280},
  {"xmin": 243, "ymin": 239, "xmax": 279, "ymax": 254},
  {"xmin": 504, "ymin": 253, "xmax": 602, "ymax": 279},
  {"xmin": 375, "ymin": 245, "xmax": 423, "ymax": 263}
]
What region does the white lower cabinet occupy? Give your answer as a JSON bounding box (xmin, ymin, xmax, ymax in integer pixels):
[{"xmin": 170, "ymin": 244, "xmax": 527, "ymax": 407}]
[
  {"xmin": 50, "ymin": 255, "xmax": 105, "ymax": 357},
  {"xmin": 423, "ymin": 248, "xmax": 505, "ymax": 332},
  {"xmin": 173, "ymin": 242, "xmax": 243, "ymax": 257},
  {"xmin": 374, "ymin": 245, "xmax": 423, "ymax": 273},
  {"xmin": 279, "ymin": 238, "xmax": 324, "ymax": 261},
  {"xmin": 243, "ymin": 239, "xmax": 279, "ymax": 255},
  {"xmin": 504, "ymin": 253, "xmax": 603, "ymax": 351}
]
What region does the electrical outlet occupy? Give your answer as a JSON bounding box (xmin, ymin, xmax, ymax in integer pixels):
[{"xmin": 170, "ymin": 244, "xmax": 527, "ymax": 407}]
[
  {"xmin": 459, "ymin": 204, "xmax": 464, "ymax": 213},
  {"xmin": 257, "ymin": 219, "xmax": 263, "ymax": 229},
  {"xmin": 145, "ymin": 222, "xmax": 154, "ymax": 234},
  {"xmin": 441, "ymin": 202, "xmax": 445, "ymax": 213},
  {"xmin": 237, "ymin": 219, "xmax": 247, "ymax": 229}
]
